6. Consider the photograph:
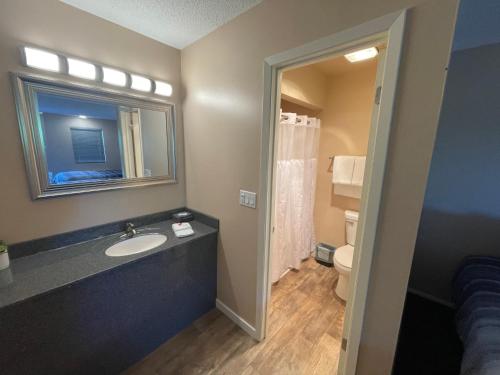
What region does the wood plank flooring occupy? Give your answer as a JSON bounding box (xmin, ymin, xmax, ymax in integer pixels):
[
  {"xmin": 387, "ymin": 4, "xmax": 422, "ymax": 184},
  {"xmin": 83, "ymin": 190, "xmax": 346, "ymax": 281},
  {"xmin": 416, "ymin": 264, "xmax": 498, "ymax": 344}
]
[{"xmin": 124, "ymin": 258, "xmax": 345, "ymax": 375}]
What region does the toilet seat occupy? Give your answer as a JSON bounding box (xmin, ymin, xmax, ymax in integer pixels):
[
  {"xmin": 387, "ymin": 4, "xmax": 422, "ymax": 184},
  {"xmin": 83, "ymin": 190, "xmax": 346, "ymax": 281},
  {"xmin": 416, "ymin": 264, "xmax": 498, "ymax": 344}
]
[{"xmin": 334, "ymin": 244, "xmax": 354, "ymax": 270}]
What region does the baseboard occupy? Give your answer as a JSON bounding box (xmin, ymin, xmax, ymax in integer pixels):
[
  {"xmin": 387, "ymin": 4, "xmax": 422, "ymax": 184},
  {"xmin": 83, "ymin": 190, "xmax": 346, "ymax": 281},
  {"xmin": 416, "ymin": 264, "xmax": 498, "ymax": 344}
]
[
  {"xmin": 279, "ymin": 268, "xmax": 291, "ymax": 279},
  {"xmin": 216, "ymin": 299, "xmax": 258, "ymax": 339},
  {"xmin": 407, "ymin": 288, "xmax": 455, "ymax": 309}
]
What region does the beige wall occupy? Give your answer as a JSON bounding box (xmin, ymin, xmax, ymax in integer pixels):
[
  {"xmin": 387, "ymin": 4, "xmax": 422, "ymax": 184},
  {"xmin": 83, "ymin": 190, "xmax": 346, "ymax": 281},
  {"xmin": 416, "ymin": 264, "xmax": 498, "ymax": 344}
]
[
  {"xmin": 281, "ymin": 65, "xmax": 328, "ymax": 109},
  {"xmin": 280, "ymin": 99, "xmax": 320, "ymax": 118},
  {"xmin": 280, "ymin": 61, "xmax": 377, "ymax": 248},
  {"xmin": 315, "ymin": 64, "xmax": 377, "ymax": 248},
  {"xmin": 181, "ymin": 0, "xmax": 458, "ymax": 374},
  {"xmin": 0, "ymin": 0, "xmax": 185, "ymax": 244}
]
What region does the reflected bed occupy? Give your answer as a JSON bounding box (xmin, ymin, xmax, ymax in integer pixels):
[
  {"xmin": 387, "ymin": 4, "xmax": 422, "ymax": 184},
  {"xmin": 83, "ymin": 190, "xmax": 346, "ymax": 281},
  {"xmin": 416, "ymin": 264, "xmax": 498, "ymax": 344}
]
[{"xmin": 50, "ymin": 169, "xmax": 123, "ymax": 184}]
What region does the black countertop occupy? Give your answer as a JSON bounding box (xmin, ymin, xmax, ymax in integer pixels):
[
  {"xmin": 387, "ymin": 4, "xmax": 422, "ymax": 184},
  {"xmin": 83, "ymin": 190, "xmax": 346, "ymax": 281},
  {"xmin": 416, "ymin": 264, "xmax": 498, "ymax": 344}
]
[{"xmin": 0, "ymin": 219, "xmax": 217, "ymax": 309}]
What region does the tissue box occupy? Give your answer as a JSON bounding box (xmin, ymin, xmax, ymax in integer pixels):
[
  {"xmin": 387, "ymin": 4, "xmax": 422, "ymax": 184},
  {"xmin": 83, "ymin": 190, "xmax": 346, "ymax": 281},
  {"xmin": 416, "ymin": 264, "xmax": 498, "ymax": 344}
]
[{"xmin": 314, "ymin": 243, "xmax": 336, "ymax": 267}]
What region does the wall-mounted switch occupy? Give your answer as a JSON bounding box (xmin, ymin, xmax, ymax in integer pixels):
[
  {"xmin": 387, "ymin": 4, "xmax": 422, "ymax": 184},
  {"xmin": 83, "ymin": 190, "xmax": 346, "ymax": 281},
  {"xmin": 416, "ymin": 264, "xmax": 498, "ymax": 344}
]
[{"xmin": 240, "ymin": 190, "xmax": 257, "ymax": 209}]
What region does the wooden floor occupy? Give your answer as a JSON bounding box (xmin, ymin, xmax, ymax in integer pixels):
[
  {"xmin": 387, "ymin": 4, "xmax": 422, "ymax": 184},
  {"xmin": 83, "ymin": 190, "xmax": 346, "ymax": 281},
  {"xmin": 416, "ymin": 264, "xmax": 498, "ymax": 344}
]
[{"xmin": 124, "ymin": 258, "xmax": 345, "ymax": 375}]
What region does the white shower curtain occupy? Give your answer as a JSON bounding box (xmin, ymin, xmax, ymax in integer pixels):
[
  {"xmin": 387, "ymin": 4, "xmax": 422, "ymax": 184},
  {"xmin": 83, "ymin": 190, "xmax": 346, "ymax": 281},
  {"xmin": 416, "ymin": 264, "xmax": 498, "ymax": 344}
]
[{"xmin": 271, "ymin": 111, "xmax": 321, "ymax": 283}]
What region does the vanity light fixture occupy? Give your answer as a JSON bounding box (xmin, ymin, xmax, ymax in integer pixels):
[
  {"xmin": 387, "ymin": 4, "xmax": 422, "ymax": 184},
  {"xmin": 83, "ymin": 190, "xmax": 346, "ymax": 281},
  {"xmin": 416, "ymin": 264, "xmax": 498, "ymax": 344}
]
[
  {"xmin": 155, "ymin": 81, "xmax": 173, "ymax": 97},
  {"xmin": 102, "ymin": 67, "xmax": 127, "ymax": 87},
  {"xmin": 67, "ymin": 58, "xmax": 96, "ymax": 80},
  {"xmin": 24, "ymin": 47, "xmax": 60, "ymax": 72},
  {"xmin": 78, "ymin": 115, "xmax": 87, "ymax": 119},
  {"xmin": 344, "ymin": 47, "xmax": 379, "ymax": 63},
  {"xmin": 131, "ymin": 74, "xmax": 152, "ymax": 92},
  {"xmin": 21, "ymin": 46, "xmax": 173, "ymax": 97}
]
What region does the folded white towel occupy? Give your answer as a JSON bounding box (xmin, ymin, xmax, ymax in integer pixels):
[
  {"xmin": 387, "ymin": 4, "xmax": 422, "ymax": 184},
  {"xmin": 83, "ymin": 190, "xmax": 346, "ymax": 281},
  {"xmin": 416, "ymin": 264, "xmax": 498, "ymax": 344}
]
[
  {"xmin": 352, "ymin": 156, "xmax": 366, "ymax": 186},
  {"xmin": 333, "ymin": 156, "xmax": 355, "ymax": 185},
  {"xmin": 334, "ymin": 184, "xmax": 362, "ymax": 199}
]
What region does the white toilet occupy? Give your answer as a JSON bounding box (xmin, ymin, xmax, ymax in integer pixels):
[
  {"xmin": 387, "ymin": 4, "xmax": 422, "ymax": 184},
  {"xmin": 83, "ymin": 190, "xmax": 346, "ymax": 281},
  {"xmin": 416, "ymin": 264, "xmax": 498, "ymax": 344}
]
[{"xmin": 333, "ymin": 210, "xmax": 359, "ymax": 301}]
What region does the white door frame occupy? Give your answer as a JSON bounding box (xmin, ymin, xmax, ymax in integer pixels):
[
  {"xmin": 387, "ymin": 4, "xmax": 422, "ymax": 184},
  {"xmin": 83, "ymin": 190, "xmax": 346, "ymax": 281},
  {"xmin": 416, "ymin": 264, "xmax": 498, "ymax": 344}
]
[{"xmin": 256, "ymin": 9, "xmax": 406, "ymax": 375}]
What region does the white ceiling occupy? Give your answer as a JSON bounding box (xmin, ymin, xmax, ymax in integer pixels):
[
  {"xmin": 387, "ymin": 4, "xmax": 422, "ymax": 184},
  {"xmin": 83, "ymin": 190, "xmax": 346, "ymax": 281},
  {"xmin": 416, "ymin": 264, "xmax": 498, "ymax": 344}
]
[{"xmin": 61, "ymin": 0, "xmax": 263, "ymax": 49}]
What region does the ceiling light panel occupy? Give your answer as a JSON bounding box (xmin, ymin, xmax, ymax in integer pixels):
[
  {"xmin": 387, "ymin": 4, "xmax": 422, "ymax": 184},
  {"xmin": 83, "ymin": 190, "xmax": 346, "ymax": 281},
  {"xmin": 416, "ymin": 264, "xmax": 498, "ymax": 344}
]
[{"xmin": 344, "ymin": 47, "xmax": 379, "ymax": 63}]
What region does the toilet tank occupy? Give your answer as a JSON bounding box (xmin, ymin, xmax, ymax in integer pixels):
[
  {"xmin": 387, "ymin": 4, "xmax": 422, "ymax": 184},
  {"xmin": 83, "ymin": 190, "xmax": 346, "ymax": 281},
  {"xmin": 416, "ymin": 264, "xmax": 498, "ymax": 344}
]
[{"xmin": 345, "ymin": 210, "xmax": 359, "ymax": 246}]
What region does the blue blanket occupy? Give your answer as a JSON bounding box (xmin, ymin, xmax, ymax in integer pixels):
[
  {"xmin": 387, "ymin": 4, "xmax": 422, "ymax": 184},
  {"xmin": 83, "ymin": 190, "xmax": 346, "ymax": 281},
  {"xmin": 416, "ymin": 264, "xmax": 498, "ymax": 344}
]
[
  {"xmin": 453, "ymin": 256, "xmax": 500, "ymax": 375},
  {"xmin": 51, "ymin": 170, "xmax": 123, "ymax": 184}
]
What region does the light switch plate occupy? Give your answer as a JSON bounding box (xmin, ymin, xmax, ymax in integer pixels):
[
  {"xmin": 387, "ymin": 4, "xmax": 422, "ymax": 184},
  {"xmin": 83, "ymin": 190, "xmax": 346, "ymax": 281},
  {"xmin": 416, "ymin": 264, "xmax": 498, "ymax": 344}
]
[{"xmin": 240, "ymin": 190, "xmax": 257, "ymax": 209}]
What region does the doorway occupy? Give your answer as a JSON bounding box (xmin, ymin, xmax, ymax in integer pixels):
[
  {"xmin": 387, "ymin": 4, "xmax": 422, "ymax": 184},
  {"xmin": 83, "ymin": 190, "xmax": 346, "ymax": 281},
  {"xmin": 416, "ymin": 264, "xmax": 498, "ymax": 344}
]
[{"xmin": 257, "ymin": 11, "xmax": 406, "ymax": 375}]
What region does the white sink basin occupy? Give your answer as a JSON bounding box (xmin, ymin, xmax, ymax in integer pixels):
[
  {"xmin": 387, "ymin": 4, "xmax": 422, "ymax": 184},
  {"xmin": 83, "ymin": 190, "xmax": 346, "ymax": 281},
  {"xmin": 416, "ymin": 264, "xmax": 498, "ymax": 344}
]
[{"xmin": 105, "ymin": 234, "xmax": 167, "ymax": 257}]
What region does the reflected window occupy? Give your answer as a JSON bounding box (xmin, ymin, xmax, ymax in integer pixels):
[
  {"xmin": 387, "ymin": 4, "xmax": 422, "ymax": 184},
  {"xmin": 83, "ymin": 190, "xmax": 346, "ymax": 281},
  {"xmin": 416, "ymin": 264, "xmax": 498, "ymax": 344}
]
[
  {"xmin": 37, "ymin": 92, "xmax": 124, "ymax": 185},
  {"xmin": 70, "ymin": 128, "xmax": 105, "ymax": 163}
]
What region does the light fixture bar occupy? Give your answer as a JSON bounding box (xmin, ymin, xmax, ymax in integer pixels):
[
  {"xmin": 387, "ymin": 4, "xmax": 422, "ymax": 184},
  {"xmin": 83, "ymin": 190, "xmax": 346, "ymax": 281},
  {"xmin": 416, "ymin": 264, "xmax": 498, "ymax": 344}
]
[
  {"xmin": 24, "ymin": 47, "xmax": 60, "ymax": 72},
  {"xmin": 344, "ymin": 47, "xmax": 379, "ymax": 63},
  {"xmin": 155, "ymin": 81, "xmax": 173, "ymax": 97},
  {"xmin": 131, "ymin": 74, "xmax": 152, "ymax": 92},
  {"xmin": 21, "ymin": 46, "xmax": 172, "ymax": 96},
  {"xmin": 102, "ymin": 67, "xmax": 127, "ymax": 87},
  {"xmin": 67, "ymin": 58, "xmax": 96, "ymax": 80}
]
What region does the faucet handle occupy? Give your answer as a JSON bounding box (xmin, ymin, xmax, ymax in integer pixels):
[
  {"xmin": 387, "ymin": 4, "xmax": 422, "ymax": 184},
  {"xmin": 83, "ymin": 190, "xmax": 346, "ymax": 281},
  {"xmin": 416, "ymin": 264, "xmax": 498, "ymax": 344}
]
[{"xmin": 124, "ymin": 222, "xmax": 137, "ymax": 238}]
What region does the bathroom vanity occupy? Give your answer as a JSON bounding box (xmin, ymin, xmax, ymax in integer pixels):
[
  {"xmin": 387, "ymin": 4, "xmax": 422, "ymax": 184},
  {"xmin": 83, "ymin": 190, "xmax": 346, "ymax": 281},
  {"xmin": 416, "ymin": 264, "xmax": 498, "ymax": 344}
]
[{"xmin": 0, "ymin": 210, "xmax": 218, "ymax": 375}]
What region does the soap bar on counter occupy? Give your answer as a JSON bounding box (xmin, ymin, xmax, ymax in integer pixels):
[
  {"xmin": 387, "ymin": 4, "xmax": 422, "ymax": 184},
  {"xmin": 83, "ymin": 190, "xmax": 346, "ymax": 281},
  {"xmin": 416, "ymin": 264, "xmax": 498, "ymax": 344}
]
[{"xmin": 172, "ymin": 222, "xmax": 194, "ymax": 238}]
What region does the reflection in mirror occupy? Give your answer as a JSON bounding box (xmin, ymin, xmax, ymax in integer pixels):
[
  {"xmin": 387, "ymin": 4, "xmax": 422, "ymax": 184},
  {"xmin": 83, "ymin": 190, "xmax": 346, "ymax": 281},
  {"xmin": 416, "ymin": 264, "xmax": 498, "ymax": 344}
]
[
  {"xmin": 38, "ymin": 92, "xmax": 124, "ymax": 185},
  {"xmin": 38, "ymin": 93, "xmax": 172, "ymax": 185},
  {"xmin": 117, "ymin": 107, "xmax": 171, "ymax": 179},
  {"xmin": 11, "ymin": 73, "xmax": 176, "ymax": 199}
]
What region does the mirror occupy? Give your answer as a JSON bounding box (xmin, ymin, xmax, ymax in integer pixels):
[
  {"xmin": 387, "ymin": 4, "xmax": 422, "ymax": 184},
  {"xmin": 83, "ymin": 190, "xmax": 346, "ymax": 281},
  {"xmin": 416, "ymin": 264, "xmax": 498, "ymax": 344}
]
[{"xmin": 11, "ymin": 73, "xmax": 176, "ymax": 199}]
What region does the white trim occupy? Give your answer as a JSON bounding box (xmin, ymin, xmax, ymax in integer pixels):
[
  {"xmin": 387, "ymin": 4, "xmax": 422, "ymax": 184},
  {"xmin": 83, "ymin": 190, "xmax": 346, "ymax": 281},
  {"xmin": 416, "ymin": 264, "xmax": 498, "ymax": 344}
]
[
  {"xmin": 341, "ymin": 12, "xmax": 406, "ymax": 375},
  {"xmin": 407, "ymin": 288, "xmax": 456, "ymax": 309},
  {"xmin": 256, "ymin": 9, "xmax": 407, "ymax": 375},
  {"xmin": 216, "ymin": 299, "xmax": 258, "ymax": 339},
  {"xmin": 279, "ymin": 267, "xmax": 292, "ymax": 279}
]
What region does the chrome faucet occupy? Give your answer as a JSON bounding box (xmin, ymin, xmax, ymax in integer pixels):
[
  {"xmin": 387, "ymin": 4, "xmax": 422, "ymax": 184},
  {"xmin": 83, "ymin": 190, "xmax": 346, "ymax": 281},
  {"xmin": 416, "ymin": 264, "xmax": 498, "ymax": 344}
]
[{"xmin": 125, "ymin": 222, "xmax": 137, "ymax": 238}]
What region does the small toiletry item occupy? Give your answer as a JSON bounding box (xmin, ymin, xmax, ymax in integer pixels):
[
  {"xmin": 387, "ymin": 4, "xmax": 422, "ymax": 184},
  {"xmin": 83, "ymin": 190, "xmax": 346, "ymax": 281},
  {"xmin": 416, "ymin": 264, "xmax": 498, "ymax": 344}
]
[
  {"xmin": 172, "ymin": 211, "xmax": 194, "ymax": 223},
  {"xmin": 0, "ymin": 241, "xmax": 10, "ymax": 270},
  {"xmin": 172, "ymin": 222, "xmax": 195, "ymax": 238}
]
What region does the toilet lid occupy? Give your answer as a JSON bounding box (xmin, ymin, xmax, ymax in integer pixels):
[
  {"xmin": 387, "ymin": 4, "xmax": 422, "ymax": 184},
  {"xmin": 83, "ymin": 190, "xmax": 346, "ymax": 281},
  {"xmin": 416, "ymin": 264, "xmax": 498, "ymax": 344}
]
[{"xmin": 335, "ymin": 245, "xmax": 354, "ymax": 268}]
